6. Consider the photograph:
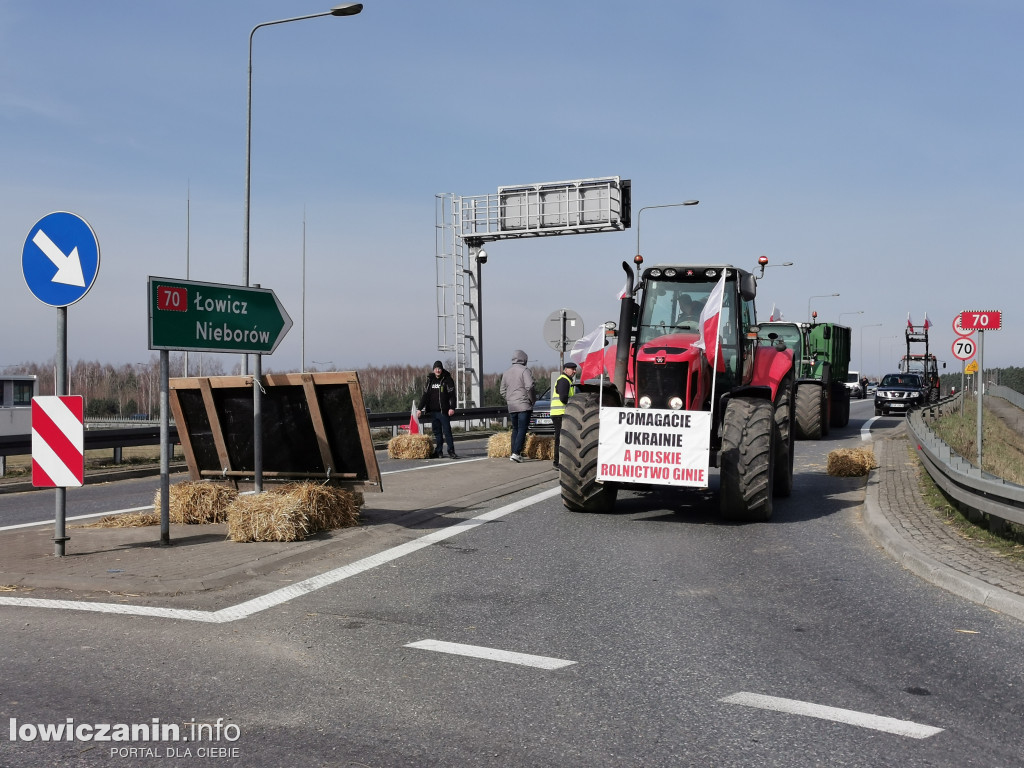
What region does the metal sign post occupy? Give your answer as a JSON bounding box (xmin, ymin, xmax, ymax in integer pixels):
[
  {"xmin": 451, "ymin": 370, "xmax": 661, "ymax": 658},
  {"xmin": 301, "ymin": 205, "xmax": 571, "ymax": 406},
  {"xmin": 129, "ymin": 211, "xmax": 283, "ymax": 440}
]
[
  {"xmin": 977, "ymin": 330, "xmax": 984, "ymax": 469},
  {"xmin": 22, "ymin": 212, "xmax": 101, "ymax": 557}
]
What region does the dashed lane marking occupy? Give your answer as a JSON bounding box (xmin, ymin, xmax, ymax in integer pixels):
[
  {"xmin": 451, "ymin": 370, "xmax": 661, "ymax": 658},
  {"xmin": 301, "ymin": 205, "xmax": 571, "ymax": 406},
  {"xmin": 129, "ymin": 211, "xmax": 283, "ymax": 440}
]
[
  {"xmin": 721, "ymin": 692, "xmax": 943, "ymax": 739},
  {"xmin": 405, "ymin": 639, "xmax": 576, "ymax": 670},
  {"xmin": 0, "ymin": 487, "xmax": 561, "ymax": 623}
]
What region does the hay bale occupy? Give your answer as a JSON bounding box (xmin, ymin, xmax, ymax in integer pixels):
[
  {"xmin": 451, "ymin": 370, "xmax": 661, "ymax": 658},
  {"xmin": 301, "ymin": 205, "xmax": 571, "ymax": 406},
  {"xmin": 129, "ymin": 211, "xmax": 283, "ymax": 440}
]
[
  {"xmin": 227, "ymin": 483, "xmax": 361, "ymax": 542},
  {"xmin": 524, "ymin": 433, "xmax": 555, "ymax": 460},
  {"xmin": 153, "ymin": 482, "xmax": 237, "ymax": 524},
  {"xmin": 827, "ymin": 447, "xmax": 877, "ymax": 477},
  {"xmin": 388, "ymin": 433, "xmax": 435, "ymax": 459},
  {"xmin": 488, "ymin": 431, "xmax": 512, "ymax": 458}
]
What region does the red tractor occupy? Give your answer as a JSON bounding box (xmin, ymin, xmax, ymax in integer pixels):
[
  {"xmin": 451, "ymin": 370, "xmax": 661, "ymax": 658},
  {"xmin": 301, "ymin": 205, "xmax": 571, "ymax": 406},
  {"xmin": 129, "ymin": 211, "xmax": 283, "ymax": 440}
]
[{"xmin": 559, "ymin": 258, "xmax": 795, "ymax": 522}]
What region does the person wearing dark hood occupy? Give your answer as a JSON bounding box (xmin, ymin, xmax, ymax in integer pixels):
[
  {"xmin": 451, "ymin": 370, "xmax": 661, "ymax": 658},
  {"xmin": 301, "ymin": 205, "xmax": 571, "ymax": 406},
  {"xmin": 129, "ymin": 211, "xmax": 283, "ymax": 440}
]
[
  {"xmin": 499, "ymin": 349, "xmax": 535, "ymax": 463},
  {"xmin": 417, "ymin": 361, "xmax": 459, "ymax": 459}
]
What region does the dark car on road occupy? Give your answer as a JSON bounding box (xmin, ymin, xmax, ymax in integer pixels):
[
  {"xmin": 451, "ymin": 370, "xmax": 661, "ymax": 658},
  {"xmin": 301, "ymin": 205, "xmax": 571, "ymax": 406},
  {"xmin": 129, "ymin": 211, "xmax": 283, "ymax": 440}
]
[
  {"xmin": 874, "ymin": 372, "xmax": 925, "ymax": 416},
  {"xmin": 528, "ymin": 388, "xmax": 554, "ymax": 434}
]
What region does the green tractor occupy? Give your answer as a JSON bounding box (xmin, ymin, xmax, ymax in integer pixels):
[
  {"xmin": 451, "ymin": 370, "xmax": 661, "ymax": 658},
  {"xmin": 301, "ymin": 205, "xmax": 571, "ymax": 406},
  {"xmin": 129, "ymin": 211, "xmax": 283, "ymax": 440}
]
[{"xmin": 759, "ymin": 321, "xmax": 851, "ymax": 440}]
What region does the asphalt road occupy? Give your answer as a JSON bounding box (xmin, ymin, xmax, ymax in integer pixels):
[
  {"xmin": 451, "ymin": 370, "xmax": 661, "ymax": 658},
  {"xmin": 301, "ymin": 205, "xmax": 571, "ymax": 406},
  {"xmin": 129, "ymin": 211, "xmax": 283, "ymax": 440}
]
[{"xmin": 1, "ymin": 402, "xmax": 1022, "ymax": 767}]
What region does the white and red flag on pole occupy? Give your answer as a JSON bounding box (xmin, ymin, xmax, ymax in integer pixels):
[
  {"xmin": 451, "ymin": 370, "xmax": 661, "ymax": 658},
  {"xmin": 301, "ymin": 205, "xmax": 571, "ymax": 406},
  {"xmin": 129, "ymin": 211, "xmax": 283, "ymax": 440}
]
[
  {"xmin": 692, "ymin": 271, "xmax": 727, "ymax": 370},
  {"xmin": 769, "ymin": 304, "xmax": 783, "ymax": 322},
  {"xmin": 907, "ymin": 312, "xmax": 914, "ymax": 329},
  {"xmin": 923, "ymin": 312, "xmax": 931, "ymax": 330},
  {"xmin": 569, "ymin": 325, "xmax": 608, "ymax": 381},
  {"xmin": 406, "ymin": 400, "xmax": 421, "ymax": 434},
  {"xmin": 31, "ymin": 396, "xmax": 84, "ymax": 487},
  {"xmin": 616, "ymin": 280, "xmax": 630, "ymax": 300}
]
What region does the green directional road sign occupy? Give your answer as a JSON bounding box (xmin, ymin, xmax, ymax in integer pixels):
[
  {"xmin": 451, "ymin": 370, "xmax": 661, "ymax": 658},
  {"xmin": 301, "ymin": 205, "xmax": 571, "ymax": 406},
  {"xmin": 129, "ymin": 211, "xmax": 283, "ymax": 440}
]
[{"xmin": 148, "ymin": 277, "xmax": 293, "ymax": 354}]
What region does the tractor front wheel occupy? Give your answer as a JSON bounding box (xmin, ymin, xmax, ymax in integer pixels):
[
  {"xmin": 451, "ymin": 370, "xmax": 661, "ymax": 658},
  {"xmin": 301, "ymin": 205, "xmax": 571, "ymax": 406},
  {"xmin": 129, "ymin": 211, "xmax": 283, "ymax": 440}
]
[
  {"xmin": 794, "ymin": 382, "xmax": 824, "ymax": 440},
  {"xmin": 720, "ymin": 397, "xmax": 775, "ymax": 522},
  {"xmin": 559, "ymin": 393, "xmax": 618, "ymax": 513}
]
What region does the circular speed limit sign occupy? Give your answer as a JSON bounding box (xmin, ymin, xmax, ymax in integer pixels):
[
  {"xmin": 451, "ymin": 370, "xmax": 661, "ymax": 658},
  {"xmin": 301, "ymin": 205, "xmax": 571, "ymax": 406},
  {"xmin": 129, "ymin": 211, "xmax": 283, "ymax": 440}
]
[{"xmin": 951, "ymin": 337, "xmax": 976, "ymax": 361}]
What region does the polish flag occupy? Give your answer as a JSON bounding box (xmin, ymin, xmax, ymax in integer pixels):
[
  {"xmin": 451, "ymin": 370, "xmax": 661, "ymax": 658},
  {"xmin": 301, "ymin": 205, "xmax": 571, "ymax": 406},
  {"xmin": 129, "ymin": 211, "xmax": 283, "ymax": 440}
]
[
  {"xmin": 406, "ymin": 400, "xmax": 421, "ymax": 434},
  {"xmin": 769, "ymin": 303, "xmax": 782, "ymax": 322},
  {"xmin": 693, "ymin": 271, "xmax": 727, "ymax": 369},
  {"xmin": 907, "ymin": 312, "xmax": 914, "ymax": 329},
  {"xmin": 616, "ymin": 280, "xmax": 630, "ymax": 300},
  {"xmin": 570, "ymin": 326, "xmax": 608, "ymax": 381},
  {"xmin": 923, "ymin": 312, "xmax": 931, "ymax": 330}
]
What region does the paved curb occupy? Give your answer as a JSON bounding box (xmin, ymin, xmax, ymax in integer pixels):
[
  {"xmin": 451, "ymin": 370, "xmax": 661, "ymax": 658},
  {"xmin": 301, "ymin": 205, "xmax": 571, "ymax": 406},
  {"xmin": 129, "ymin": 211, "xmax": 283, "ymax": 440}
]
[{"xmin": 862, "ymin": 455, "xmax": 1024, "ymax": 623}]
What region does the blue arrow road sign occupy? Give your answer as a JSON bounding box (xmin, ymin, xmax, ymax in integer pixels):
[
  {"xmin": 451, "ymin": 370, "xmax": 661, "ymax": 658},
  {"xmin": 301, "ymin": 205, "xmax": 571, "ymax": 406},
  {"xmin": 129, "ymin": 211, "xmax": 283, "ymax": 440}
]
[{"xmin": 22, "ymin": 212, "xmax": 100, "ymax": 307}]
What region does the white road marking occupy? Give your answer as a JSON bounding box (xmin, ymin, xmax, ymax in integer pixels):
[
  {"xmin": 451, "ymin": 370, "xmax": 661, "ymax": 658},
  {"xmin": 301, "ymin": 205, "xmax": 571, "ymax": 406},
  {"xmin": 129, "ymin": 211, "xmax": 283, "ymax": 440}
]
[
  {"xmin": 720, "ymin": 692, "xmax": 943, "ymax": 739},
  {"xmin": 405, "ymin": 639, "xmax": 575, "ymax": 670},
  {"xmin": 0, "ymin": 487, "xmax": 561, "ymax": 623},
  {"xmin": 861, "ymin": 416, "xmax": 880, "ymax": 440},
  {"xmin": 0, "ymin": 506, "xmax": 153, "ymax": 532},
  {"xmin": 380, "ymin": 456, "xmax": 489, "ymax": 474}
]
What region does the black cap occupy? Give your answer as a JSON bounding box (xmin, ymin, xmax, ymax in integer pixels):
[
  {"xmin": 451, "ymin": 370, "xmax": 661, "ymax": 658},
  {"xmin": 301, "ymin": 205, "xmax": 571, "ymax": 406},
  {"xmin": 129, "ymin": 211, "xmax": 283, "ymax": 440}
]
[
  {"xmin": 433, "ymin": 361, "xmax": 443, "ymax": 370},
  {"xmin": 564, "ymin": 362, "xmax": 578, "ymax": 369}
]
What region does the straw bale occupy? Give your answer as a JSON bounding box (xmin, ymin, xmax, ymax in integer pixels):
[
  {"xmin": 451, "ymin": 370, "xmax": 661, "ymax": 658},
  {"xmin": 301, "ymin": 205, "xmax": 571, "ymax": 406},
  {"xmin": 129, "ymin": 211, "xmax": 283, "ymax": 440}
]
[
  {"xmin": 827, "ymin": 447, "xmax": 877, "ymax": 477},
  {"xmin": 388, "ymin": 433, "xmax": 435, "ymax": 459},
  {"xmin": 153, "ymin": 482, "xmax": 237, "ymax": 524},
  {"xmin": 227, "ymin": 482, "xmax": 361, "ymax": 542},
  {"xmin": 524, "ymin": 433, "xmax": 555, "ymax": 460},
  {"xmin": 488, "ymin": 431, "xmax": 512, "ymax": 457}
]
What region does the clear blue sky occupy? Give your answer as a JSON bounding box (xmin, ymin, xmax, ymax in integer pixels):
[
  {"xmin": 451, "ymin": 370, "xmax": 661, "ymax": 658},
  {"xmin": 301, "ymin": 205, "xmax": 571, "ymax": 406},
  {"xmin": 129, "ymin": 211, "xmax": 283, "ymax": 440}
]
[{"xmin": 2, "ymin": 0, "xmax": 1020, "ymax": 378}]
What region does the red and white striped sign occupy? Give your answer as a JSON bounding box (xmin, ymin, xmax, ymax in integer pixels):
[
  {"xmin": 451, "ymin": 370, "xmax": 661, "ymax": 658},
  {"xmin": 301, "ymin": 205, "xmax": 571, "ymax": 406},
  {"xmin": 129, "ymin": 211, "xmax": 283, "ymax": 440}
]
[{"xmin": 32, "ymin": 396, "xmax": 84, "ymax": 487}]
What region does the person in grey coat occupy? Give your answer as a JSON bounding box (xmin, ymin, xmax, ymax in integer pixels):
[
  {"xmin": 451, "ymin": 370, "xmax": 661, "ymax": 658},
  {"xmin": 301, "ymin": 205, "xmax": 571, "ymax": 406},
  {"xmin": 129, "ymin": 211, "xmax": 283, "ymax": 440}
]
[{"xmin": 499, "ymin": 349, "xmax": 536, "ymax": 462}]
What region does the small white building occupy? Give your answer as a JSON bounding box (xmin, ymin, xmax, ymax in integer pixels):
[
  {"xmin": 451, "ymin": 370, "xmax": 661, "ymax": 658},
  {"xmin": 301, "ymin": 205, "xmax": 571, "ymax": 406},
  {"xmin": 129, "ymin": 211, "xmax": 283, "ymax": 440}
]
[{"xmin": 0, "ymin": 374, "xmax": 38, "ymax": 437}]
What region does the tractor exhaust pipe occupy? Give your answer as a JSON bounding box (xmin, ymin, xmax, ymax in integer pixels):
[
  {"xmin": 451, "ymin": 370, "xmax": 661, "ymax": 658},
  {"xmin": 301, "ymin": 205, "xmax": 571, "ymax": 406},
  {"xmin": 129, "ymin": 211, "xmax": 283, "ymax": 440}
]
[{"xmin": 614, "ymin": 261, "xmax": 634, "ymax": 397}]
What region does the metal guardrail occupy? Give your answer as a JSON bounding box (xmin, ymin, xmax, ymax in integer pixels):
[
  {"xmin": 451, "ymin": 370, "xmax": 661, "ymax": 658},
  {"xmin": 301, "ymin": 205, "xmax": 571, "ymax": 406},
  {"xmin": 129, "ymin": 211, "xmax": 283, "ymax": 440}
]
[
  {"xmin": 0, "ymin": 406, "xmax": 513, "ymax": 458},
  {"xmin": 907, "ymin": 390, "xmax": 1024, "ymax": 528}
]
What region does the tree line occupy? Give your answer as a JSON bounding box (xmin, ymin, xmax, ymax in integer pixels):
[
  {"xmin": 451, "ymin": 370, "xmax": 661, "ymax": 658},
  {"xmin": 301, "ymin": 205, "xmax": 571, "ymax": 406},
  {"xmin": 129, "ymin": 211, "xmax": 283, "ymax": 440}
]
[{"xmin": 3, "ymin": 357, "xmax": 558, "ymax": 418}]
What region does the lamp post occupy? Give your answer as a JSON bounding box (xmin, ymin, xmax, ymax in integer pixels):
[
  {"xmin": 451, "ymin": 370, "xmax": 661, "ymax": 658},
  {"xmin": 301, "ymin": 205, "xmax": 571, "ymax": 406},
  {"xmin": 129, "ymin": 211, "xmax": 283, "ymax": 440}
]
[
  {"xmin": 635, "ymin": 200, "xmax": 699, "ymax": 267},
  {"xmin": 839, "ymin": 311, "xmax": 863, "ymax": 325},
  {"xmin": 878, "ymin": 335, "xmax": 898, "ymax": 371},
  {"xmin": 807, "ymin": 293, "xmax": 839, "ymax": 322},
  {"xmin": 243, "ymin": 2, "xmax": 363, "ymax": 375},
  {"xmin": 860, "ymin": 322, "xmax": 883, "ymax": 373}
]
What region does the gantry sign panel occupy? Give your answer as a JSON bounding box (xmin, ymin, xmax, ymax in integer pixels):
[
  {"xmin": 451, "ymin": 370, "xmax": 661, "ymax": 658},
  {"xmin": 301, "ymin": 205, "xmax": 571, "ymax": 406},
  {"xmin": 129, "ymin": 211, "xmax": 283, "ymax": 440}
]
[{"xmin": 456, "ymin": 176, "xmax": 631, "ymax": 243}]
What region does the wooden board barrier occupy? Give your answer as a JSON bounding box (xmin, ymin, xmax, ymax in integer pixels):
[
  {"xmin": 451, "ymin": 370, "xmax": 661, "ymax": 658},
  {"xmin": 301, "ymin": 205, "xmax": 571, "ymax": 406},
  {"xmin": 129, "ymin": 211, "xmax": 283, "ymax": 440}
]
[{"xmin": 168, "ymin": 372, "xmax": 381, "ymax": 492}]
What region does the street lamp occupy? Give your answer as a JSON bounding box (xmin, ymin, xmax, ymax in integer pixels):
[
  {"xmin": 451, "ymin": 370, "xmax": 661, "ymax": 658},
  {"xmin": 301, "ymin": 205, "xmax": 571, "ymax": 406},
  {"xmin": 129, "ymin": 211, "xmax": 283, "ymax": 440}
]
[
  {"xmin": 860, "ymin": 322, "xmax": 883, "ymax": 372},
  {"xmin": 807, "ymin": 293, "xmax": 840, "ymax": 322},
  {"xmin": 634, "ymin": 200, "xmax": 699, "ymax": 269},
  {"xmin": 839, "ymin": 311, "xmax": 864, "ymax": 324},
  {"xmin": 243, "ymin": 2, "xmax": 363, "ymax": 375},
  {"xmin": 879, "ymin": 335, "xmax": 898, "ymax": 371}
]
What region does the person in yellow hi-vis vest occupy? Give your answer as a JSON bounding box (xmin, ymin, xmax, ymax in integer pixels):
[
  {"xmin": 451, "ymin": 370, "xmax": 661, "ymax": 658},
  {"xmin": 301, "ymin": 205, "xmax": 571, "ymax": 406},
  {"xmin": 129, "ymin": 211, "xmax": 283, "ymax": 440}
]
[{"xmin": 550, "ymin": 361, "xmax": 577, "ymax": 469}]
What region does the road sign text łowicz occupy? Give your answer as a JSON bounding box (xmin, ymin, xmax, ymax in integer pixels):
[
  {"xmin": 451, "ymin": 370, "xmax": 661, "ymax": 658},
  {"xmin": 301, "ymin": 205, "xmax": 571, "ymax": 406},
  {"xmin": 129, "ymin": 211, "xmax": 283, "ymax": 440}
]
[{"xmin": 148, "ymin": 277, "xmax": 292, "ymax": 354}]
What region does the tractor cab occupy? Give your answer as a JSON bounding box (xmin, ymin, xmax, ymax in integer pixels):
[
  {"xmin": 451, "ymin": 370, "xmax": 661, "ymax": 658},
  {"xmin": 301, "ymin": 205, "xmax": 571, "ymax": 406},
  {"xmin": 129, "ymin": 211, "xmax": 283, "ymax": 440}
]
[{"xmin": 633, "ymin": 266, "xmax": 757, "ymax": 411}]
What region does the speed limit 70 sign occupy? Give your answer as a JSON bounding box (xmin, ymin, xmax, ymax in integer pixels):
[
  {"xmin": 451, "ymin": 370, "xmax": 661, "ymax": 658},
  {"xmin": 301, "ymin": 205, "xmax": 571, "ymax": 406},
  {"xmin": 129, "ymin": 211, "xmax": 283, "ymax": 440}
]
[
  {"xmin": 952, "ymin": 337, "xmax": 976, "ymax": 361},
  {"xmin": 959, "ymin": 310, "xmax": 1002, "ymax": 331}
]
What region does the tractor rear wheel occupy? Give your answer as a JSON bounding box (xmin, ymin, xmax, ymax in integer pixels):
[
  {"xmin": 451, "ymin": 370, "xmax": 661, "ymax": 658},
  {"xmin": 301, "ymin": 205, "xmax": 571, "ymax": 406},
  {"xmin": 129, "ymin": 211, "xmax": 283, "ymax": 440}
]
[
  {"xmin": 794, "ymin": 382, "xmax": 824, "ymax": 440},
  {"xmin": 773, "ymin": 373, "xmax": 794, "ymax": 497},
  {"xmin": 719, "ymin": 397, "xmax": 775, "ymax": 522},
  {"xmin": 829, "ymin": 384, "xmax": 850, "ymax": 428},
  {"xmin": 559, "ymin": 392, "xmax": 618, "ymax": 513}
]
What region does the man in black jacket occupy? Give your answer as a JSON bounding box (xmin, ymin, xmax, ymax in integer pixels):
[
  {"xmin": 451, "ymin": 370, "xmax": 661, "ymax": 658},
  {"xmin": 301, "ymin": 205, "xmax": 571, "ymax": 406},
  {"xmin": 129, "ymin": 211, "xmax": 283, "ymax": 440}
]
[{"xmin": 417, "ymin": 361, "xmax": 459, "ymax": 459}]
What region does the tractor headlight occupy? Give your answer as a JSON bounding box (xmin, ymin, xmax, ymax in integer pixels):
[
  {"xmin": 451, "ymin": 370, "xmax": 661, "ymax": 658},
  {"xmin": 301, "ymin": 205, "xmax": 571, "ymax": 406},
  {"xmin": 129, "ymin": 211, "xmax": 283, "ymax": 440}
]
[
  {"xmin": 669, "ymin": 396, "xmax": 683, "ymax": 410},
  {"xmin": 639, "ymin": 396, "xmax": 652, "ymax": 409}
]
